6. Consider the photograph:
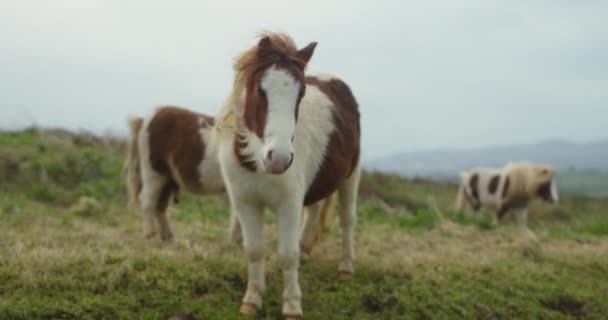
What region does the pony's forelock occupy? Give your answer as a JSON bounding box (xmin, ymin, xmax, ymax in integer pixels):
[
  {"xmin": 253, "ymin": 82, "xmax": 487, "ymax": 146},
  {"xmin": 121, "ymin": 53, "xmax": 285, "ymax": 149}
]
[{"xmin": 217, "ymin": 32, "xmax": 307, "ymax": 138}]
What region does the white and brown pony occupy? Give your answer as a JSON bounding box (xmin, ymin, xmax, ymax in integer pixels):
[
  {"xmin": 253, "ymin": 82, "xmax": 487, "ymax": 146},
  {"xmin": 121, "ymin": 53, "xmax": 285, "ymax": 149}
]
[
  {"xmin": 126, "ymin": 106, "xmax": 224, "ymax": 240},
  {"xmin": 215, "ymin": 33, "xmax": 361, "ymax": 318},
  {"xmin": 455, "ymin": 162, "xmax": 559, "ymax": 226}
]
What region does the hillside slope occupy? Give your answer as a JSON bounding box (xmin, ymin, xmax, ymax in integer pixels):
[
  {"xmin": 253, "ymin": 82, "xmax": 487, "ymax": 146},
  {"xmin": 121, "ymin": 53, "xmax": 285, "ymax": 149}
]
[
  {"xmin": 367, "ymin": 139, "xmax": 608, "ymax": 195},
  {"xmin": 1, "ymin": 128, "xmax": 607, "ymax": 319},
  {"xmin": 368, "ymin": 139, "xmax": 608, "ymax": 172}
]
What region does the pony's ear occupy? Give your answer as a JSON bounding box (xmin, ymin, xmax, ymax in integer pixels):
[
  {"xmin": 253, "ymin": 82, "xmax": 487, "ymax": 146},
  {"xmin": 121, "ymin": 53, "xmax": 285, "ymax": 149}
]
[
  {"xmin": 296, "ymin": 42, "xmax": 317, "ymax": 65},
  {"xmin": 258, "ymin": 36, "xmax": 272, "ymax": 49}
]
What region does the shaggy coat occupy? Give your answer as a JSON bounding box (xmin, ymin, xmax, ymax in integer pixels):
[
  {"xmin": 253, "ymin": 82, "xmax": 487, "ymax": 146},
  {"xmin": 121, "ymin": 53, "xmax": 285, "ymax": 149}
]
[
  {"xmin": 455, "ymin": 162, "xmax": 559, "ymax": 226},
  {"xmin": 215, "ymin": 33, "xmax": 361, "ymax": 318}
]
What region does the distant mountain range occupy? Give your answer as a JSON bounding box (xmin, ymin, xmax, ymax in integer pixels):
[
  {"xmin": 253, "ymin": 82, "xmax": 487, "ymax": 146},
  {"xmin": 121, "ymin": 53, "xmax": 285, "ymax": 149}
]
[{"xmin": 366, "ymin": 139, "xmax": 608, "ymax": 179}]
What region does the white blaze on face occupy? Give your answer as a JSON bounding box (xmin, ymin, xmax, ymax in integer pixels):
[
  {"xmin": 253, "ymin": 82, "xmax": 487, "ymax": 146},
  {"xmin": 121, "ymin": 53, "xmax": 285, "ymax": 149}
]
[
  {"xmin": 259, "ymin": 65, "xmax": 300, "ymax": 172},
  {"xmin": 550, "ymin": 178, "xmax": 559, "ymax": 203}
]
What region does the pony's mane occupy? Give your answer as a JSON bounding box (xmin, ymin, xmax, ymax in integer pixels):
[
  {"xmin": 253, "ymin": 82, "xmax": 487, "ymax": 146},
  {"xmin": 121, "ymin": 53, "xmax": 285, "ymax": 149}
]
[
  {"xmin": 233, "ymin": 32, "xmax": 304, "ymax": 77},
  {"xmin": 217, "ymin": 32, "xmax": 306, "ymax": 136}
]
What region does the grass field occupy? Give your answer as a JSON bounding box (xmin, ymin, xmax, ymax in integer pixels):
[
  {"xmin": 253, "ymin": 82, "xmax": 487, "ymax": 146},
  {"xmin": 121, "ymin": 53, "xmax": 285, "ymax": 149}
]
[
  {"xmin": 557, "ymin": 170, "xmax": 608, "ymax": 198},
  {"xmin": 1, "ymin": 128, "xmax": 607, "ymax": 319}
]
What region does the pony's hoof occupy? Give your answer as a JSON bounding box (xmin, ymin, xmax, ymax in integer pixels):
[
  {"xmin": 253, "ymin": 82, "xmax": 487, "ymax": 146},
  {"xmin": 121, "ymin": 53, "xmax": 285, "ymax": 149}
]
[
  {"xmin": 240, "ymin": 303, "xmax": 258, "ymax": 316},
  {"xmin": 160, "ymin": 232, "xmax": 174, "ymax": 242},
  {"xmin": 283, "ymin": 315, "xmax": 302, "ymax": 320},
  {"xmin": 339, "ymin": 271, "xmax": 352, "ymax": 281}
]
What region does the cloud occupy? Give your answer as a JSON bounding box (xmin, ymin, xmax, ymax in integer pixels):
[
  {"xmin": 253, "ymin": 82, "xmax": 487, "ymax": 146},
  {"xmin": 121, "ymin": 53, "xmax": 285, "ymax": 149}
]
[{"xmin": 1, "ymin": 0, "xmax": 607, "ymax": 159}]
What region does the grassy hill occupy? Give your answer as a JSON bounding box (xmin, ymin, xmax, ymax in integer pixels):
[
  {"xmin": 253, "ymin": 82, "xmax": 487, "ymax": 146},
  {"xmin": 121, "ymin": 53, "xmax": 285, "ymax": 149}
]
[
  {"xmin": 366, "ymin": 139, "xmax": 608, "ymax": 196},
  {"xmin": 1, "ymin": 128, "xmax": 607, "ymax": 319}
]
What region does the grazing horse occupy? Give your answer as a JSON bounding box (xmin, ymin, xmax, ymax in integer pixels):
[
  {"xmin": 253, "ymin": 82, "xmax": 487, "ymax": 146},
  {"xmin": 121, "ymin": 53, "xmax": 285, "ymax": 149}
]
[
  {"xmin": 215, "ymin": 33, "xmax": 361, "ymax": 318},
  {"xmin": 126, "ymin": 106, "xmax": 336, "ymax": 245},
  {"xmin": 126, "ymin": 106, "xmax": 224, "ymax": 240},
  {"xmin": 455, "ymin": 162, "xmax": 559, "ymax": 226}
]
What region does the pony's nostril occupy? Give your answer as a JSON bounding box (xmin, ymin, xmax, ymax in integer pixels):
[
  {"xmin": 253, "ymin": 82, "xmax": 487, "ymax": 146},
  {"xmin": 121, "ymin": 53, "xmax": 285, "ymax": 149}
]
[
  {"xmin": 266, "ymin": 150, "xmax": 274, "ymax": 162},
  {"xmin": 288, "ymin": 153, "xmax": 294, "ymax": 167}
]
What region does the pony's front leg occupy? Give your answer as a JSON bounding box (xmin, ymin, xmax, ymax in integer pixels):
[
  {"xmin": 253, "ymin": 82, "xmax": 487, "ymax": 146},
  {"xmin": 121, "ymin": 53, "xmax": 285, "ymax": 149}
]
[
  {"xmin": 516, "ymin": 208, "xmax": 528, "ymax": 228},
  {"xmin": 234, "ymin": 202, "xmax": 266, "ymax": 316},
  {"xmin": 277, "ymin": 200, "xmax": 304, "ymax": 319}
]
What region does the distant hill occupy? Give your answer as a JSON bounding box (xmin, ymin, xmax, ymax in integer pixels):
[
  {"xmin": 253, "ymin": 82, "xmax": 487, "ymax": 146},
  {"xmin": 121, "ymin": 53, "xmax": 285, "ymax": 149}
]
[{"xmin": 366, "ymin": 139, "xmax": 608, "ymax": 195}]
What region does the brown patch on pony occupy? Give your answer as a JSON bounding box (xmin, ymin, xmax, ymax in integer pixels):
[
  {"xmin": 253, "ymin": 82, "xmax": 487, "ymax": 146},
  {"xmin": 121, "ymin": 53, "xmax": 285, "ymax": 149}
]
[
  {"xmin": 463, "ymin": 187, "xmax": 480, "ymax": 211},
  {"xmin": 488, "ymin": 175, "xmax": 500, "ymax": 195},
  {"xmin": 147, "ymin": 106, "xmax": 213, "ymax": 193},
  {"xmin": 233, "ymin": 133, "xmax": 258, "ymax": 172},
  {"xmin": 469, "ymin": 173, "xmax": 480, "ymax": 203},
  {"xmin": 537, "ymin": 181, "xmax": 553, "ymax": 203},
  {"xmin": 497, "ymin": 196, "xmax": 528, "ymax": 220},
  {"xmin": 242, "ymin": 78, "xmax": 268, "ymax": 138},
  {"xmin": 303, "ymin": 76, "xmax": 360, "ymax": 205},
  {"xmin": 234, "ymin": 33, "xmax": 316, "ymax": 139},
  {"xmin": 502, "ymin": 175, "xmax": 510, "ymax": 199},
  {"xmin": 497, "ymin": 203, "xmax": 510, "ymax": 220}
]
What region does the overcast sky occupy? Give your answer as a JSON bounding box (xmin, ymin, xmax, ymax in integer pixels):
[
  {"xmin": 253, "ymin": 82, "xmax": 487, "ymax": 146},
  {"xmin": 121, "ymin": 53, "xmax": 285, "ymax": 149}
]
[{"xmin": 1, "ymin": 0, "xmax": 607, "ymax": 160}]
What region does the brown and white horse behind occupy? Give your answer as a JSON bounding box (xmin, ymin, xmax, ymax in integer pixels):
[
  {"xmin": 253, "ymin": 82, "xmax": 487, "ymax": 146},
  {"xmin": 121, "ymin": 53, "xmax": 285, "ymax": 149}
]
[
  {"xmin": 215, "ymin": 33, "xmax": 361, "ymax": 318},
  {"xmin": 126, "ymin": 106, "xmax": 223, "ymax": 240}
]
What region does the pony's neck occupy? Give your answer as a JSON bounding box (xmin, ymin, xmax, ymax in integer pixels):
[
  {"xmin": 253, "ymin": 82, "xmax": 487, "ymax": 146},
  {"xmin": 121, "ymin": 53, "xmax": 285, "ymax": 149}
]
[{"xmin": 216, "ymin": 74, "xmax": 246, "ymax": 136}]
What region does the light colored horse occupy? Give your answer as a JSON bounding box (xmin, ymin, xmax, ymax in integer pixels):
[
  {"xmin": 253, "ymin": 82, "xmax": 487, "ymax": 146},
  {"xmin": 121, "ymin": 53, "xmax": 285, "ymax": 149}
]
[
  {"xmin": 455, "ymin": 162, "xmax": 559, "ymax": 227},
  {"xmin": 215, "ymin": 33, "xmax": 361, "ymax": 319}
]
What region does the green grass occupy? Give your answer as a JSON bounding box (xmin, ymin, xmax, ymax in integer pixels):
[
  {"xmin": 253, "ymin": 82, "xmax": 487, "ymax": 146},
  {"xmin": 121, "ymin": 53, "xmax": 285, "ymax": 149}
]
[
  {"xmin": 0, "ymin": 128, "xmax": 607, "ymax": 319},
  {"xmin": 557, "ymin": 169, "xmax": 608, "ymax": 197}
]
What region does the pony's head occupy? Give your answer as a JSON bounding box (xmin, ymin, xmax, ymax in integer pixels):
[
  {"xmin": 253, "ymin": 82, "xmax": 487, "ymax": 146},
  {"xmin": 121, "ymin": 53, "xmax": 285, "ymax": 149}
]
[
  {"xmin": 233, "ymin": 33, "xmax": 317, "ymax": 174},
  {"xmin": 532, "ymin": 164, "xmax": 559, "ymax": 204}
]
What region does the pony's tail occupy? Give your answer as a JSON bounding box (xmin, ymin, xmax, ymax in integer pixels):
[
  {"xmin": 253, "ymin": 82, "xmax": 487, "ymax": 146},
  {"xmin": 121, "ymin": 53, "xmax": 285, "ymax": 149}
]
[
  {"xmin": 310, "ymin": 192, "xmax": 337, "ymax": 249},
  {"xmin": 126, "ymin": 117, "xmax": 144, "ymax": 213},
  {"xmin": 319, "ymin": 192, "xmax": 336, "ymax": 232},
  {"xmin": 454, "ymin": 171, "xmax": 469, "ymax": 211}
]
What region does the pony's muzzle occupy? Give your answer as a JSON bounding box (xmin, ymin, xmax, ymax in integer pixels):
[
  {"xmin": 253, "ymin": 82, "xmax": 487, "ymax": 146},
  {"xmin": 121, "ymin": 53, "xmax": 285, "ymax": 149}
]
[
  {"xmin": 264, "ymin": 150, "xmax": 293, "ymax": 174},
  {"xmin": 550, "ymin": 178, "xmax": 559, "ymax": 204}
]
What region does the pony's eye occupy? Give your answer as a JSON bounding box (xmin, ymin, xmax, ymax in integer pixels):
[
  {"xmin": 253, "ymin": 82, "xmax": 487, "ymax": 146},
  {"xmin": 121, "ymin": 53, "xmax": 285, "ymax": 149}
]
[{"xmin": 257, "ymin": 87, "xmax": 266, "ymax": 97}]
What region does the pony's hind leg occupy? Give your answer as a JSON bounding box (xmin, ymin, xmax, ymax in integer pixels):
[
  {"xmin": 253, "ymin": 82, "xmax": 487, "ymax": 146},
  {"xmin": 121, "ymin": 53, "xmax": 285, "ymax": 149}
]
[
  {"xmin": 139, "ymin": 172, "xmax": 167, "ymax": 239},
  {"xmin": 515, "ymin": 208, "xmax": 529, "ymax": 228},
  {"xmin": 155, "ymin": 181, "xmax": 177, "ymax": 241},
  {"xmin": 337, "ymin": 164, "xmax": 361, "ymax": 280}
]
